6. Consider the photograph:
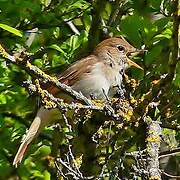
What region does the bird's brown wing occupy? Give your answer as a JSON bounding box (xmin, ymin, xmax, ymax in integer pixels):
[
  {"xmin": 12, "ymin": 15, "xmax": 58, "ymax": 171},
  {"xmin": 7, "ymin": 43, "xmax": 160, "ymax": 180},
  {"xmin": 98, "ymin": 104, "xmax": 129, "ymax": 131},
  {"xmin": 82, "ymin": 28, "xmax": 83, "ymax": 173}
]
[{"xmin": 48, "ymin": 55, "xmax": 99, "ymax": 96}]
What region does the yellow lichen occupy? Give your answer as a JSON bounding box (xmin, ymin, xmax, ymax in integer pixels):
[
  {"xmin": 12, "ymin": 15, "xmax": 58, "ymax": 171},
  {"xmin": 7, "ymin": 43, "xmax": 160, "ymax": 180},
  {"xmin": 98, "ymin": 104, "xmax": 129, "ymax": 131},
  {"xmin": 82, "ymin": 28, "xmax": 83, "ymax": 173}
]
[
  {"xmin": 74, "ymin": 154, "xmax": 83, "ymax": 168},
  {"xmin": 76, "ymin": 103, "xmax": 85, "ymax": 109},
  {"xmin": 85, "ymin": 109, "xmax": 93, "ymax": 119},
  {"xmin": 149, "ymin": 176, "xmax": 161, "ymax": 180},
  {"xmin": 116, "ymin": 123, "xmax": 123, "ymax": 129},
  {"xmin": 146, "ymin": 136, "xmax": 161, "ymax": 142},
  {"xmin": 98, "ymin": 156, "xmax": 106, "ymax": 165},
  {"xmin": 130, "ymin": 97, "xmax": 137, "ymax": 104},
  {"xmin": 97, "ymin": 127, "xmax": 104, "ymax": 136},
  {"xmin": 34, "ymin": 79, "xmax": 57, "ymax": 109},
  {"xmin": 91, "ymin": 99, "xmax": 105, "ymax": 108},
  {"xmin": 46, "ymin": 156, "xmax": 55, "ymax": 168},
  {"xmin": 26, "ymin": 60, "xmax": 33, "ymax": 68},
  {"xmin": 43, "ymin": 99, "xmax": 57, "ymax": 109},
  {"xmin": 123, "ymin": 110, "xmax": 133, "ymax": 121},
  {"xmin": 0, "ymin": 44, "xmax": 10, "ymax": 59},
  {"xmin": 130, "ymin": 78, "xmax": 139, "ymax": 88}
]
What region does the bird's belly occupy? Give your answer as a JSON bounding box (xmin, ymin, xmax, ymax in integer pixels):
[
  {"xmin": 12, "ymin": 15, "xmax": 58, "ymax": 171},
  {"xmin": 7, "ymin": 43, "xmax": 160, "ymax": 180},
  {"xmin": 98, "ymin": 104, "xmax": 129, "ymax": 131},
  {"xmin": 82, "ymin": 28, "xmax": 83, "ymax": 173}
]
[{"xmin": 72, "ymin": 72, "xmax": 110, "ymax": 99}]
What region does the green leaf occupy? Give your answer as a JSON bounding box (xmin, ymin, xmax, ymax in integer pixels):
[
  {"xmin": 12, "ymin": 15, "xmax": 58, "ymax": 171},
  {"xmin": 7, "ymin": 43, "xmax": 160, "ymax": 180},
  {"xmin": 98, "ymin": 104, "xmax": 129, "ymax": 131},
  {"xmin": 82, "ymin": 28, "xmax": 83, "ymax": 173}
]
[
  {"xmin": 38, "ymin": 145, "xmax": 51, "ymax": 156},
  {"xmin": 69, "ymin": 35, "xmax": 79, "ymax": 50},
  {"xmin": 150, "ymin": 0, "xmax": 161, "ymax": 10},
  {"xmin": 153, "ymin": 28, "xmax": 172, "ymax": 40},
  {"xmin": 48, "ymin": 44, "xmax": 68, "ymax": 57},
  {"xmin": 40, "ymin": 0, "xmax": 51, "ymax": 7},
  {"xmin": 153, "ymin": 17, "xmax": 170, "ymax": 31},
  {"xmin": 145, "ymin": 45, "xmax": 163, "ymax": 65},
  {"xmin": 43, "ymin": 170, "xmax": 51, "ymax": 180},
  {"xmin": 0, "ymin": 23, "xmax": 22, "ymax": 37},
  {"xmin": 120, "ymin": 15, "xmax": 152, "ymax": 47},
  {"xmin": 0, "ymin": 93, "xmax": 7, "ymax": 104}
]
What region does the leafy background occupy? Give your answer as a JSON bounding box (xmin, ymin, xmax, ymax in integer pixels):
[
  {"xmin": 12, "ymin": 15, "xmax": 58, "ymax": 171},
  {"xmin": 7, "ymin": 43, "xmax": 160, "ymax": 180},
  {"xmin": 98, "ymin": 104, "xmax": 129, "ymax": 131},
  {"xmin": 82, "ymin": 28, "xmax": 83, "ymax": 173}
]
[{"xmin": 0, "ymin": 0, "xmax": 179, "ymax": 179}]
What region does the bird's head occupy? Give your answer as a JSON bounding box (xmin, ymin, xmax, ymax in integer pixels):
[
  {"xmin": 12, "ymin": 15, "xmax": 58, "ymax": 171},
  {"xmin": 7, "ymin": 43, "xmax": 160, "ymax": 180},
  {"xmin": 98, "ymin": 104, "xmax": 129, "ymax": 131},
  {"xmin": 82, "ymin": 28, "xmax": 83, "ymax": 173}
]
[{"xmin": 94, "ymin": 37, "xmax": 143, "ymax": 71}]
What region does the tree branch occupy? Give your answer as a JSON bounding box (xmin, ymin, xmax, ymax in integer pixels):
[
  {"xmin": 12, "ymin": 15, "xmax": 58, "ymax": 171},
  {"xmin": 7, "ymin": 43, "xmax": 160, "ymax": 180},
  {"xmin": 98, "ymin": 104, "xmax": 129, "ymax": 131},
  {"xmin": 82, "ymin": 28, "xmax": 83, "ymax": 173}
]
[
  {"xmin": 88, "ymin": 0, "xmax": 107, "ymax": 51},
  {"xmin": 0, "ymin": 44, "xmax": 92, "ymax": 106},
  {"xmin": 159, "ymin": 146, "xmax": 180, "ymax": 159},
  {"xmin": 145, "ymin": 117, "xmax": 162, "ymax": 180},
  {"xmin": 167, "ymin": 0, "xmax": 179, "ymax": 81}
]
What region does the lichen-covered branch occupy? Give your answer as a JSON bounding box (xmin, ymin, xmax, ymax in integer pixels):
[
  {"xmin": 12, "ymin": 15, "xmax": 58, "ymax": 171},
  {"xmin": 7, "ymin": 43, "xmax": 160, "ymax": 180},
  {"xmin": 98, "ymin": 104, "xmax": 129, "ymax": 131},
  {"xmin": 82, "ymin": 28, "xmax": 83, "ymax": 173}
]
[
  {"xmin": 26, "ymin": 79, "xmax": 101, "ymax": 112},
  {"xmin": 0, "ymin": 44, "xmax": 92, "ymax": 106},
  {"xmin": 145, "ymin": 117, "xmax": 162, "ymax": 180}
]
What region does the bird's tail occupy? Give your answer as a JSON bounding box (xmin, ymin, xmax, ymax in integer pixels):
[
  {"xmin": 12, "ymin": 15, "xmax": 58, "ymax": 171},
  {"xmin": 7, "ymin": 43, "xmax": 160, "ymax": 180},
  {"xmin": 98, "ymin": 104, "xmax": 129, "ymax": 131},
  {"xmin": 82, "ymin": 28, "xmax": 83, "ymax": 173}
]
[
  {"xmin": 13, "ymin": 115, "xmax": 42, "ymax": 167},
  {"xmin": 13, "ymin": 107, "xmax": 56, "ymax": 167}
]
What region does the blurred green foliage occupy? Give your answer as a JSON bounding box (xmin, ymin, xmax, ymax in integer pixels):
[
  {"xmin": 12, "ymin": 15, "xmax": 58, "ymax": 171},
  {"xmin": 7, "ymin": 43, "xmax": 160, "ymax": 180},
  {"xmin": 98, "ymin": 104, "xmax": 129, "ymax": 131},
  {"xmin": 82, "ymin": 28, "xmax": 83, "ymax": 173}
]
[{"xmin": 0, "ymin": 0, "xmax": 179, "ymax": 179}]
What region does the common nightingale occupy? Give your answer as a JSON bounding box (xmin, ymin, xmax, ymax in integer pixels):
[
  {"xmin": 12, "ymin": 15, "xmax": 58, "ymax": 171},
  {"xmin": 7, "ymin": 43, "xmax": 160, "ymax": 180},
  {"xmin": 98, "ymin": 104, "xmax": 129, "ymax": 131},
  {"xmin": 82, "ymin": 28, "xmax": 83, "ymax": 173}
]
[{"xmin": 13, "ymin": 37, "xmax": 142, "ymax": 166}]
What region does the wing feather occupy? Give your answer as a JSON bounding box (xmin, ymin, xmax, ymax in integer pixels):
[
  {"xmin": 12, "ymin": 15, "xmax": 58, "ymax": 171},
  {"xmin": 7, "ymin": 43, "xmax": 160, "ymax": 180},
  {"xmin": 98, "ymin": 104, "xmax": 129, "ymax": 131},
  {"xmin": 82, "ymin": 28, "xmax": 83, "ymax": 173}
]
[{"xmin": 48, "ymin": 55, "xmax": 99, "ymax": 96}]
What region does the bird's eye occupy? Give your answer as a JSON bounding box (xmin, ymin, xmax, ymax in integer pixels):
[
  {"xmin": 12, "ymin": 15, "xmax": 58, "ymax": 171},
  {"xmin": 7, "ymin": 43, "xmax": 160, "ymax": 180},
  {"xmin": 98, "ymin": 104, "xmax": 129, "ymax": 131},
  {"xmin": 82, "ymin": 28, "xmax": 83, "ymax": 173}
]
[{"xmin": 117, "ymin": 45, "xmax": 125, "ymax": 52}]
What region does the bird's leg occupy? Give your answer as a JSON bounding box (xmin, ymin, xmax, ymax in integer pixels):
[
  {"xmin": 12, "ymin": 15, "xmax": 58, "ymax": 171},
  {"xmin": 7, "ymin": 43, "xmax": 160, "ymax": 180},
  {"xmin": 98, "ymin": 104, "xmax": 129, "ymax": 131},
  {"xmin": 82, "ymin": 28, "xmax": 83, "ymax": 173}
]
[
  {"xmin": 114, "ymin": 84, "xmax": 126, "ymax": 99},
  {"xmin": 102, "ymin": 88, "xmax": 110, "ymax": 101},
  {"xmin": 102, "ymin": 88, "xmax": 117, "ymax": 117},
  {"xmin": 90, "ymin": 93, "xmax": 96, "ymax": 100}
]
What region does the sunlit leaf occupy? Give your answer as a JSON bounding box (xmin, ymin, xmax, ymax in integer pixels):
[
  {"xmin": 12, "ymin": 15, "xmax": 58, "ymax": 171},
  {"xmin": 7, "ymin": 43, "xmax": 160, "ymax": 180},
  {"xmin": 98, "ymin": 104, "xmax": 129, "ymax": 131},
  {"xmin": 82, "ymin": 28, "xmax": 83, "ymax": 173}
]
[{"xmin": 0, "ymin": 23, "xmax": 22, "ymax": 37}]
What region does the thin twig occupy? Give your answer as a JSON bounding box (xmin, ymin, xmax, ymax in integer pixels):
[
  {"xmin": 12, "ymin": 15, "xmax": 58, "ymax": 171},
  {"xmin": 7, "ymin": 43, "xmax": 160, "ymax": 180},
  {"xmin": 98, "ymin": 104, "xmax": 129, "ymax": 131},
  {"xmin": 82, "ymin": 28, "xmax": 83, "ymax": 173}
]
[
  {"xmin": 57, "ymin": 158, "xmax": 83, "ymax": 179},
  {"xmin": 161, "ymin": 170, "xmax": 180, "ymax": 179},
  {"xmin": 55, "ymin": 160, "xmax": 67, "ymax": 179},
  {"xmin": 65, "ymin": 20, "xmax": 80, "ymax": 35},
  {"xmin": 159, "ymin": 146, "xmax": 180, "ymax": 159}
]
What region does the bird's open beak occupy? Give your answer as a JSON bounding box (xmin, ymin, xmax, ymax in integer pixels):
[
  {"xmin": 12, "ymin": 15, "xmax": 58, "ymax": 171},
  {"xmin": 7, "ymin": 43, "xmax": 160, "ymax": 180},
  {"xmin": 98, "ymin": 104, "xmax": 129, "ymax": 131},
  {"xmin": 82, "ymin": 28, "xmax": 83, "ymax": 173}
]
[
  {"xmin": 127, "ymin": 59, "xmax": 143, "ymax": 70},
  {"xmin": 127, "ymin": 49, "xmax": 146, "ymax": 70}
]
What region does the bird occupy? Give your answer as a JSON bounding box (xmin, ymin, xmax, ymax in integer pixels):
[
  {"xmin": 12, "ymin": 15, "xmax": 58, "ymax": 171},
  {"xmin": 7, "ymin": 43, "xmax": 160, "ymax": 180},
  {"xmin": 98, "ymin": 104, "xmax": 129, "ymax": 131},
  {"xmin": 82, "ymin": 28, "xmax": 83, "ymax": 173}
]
[{"xmin": 13, "ymin": 37, "xmax": 143, "ymax": 166}]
